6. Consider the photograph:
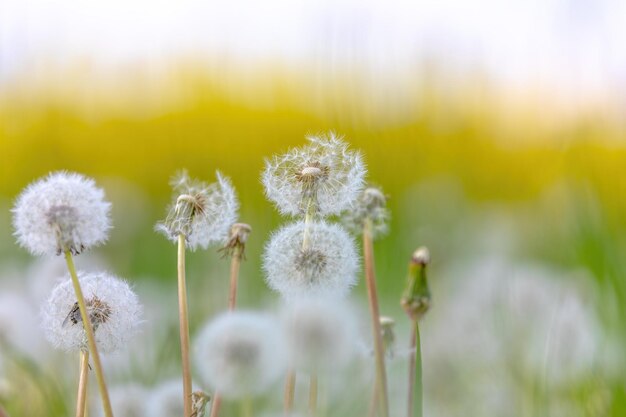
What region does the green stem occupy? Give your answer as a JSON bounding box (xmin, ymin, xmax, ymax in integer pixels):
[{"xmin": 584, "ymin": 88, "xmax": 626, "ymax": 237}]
[
  {"xmin": 363, "ymin": 219, "xmax": 389, "ymax": 417},
  {"xmin": 63, "ymin": 250, "xmax": 114, "ymax": 417},
  {"xmin": 407, "ymin": 320, "xmax": 423, "ymax": 417},
  {"xmin": 177, "ymin": 234, "xmax": 193, "ymax": 417}
]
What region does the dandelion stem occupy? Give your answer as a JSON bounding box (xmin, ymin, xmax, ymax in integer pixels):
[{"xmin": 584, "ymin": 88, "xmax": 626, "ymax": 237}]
[
  {"xmin": 284, "ymin": 370, "xmax": 296, "ymax": 415},
  {"xmin": 308, "ymin": 373, "xmax": 318, "ymax": 417},
  {"xmin": 228, "ymin": 246, "xmax": 243, "ymax": 310},
  {"xmin": 63, "ymin": 250, "xmax": 114, "ymax": 417},
  {"xmin": 209, "ymin": 396, "xmax": 223, "ymax": 417},
  {"xmin": 177, "ymin": 234, "xmax": 193, "ymax": 417},
  {"xmin": 76, "ymin": 350, "xmax": 90, "ymax": 417},
  {"xmin": 362, "ymin": 219, "xmax": 389, "ymax": 417},
  {"xmin": 407, "ymin": 320, "xmax": 422, "ymax": 417}
]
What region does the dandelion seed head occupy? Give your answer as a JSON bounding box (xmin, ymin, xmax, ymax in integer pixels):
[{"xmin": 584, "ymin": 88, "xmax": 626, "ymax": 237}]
[
  {"xmin": 262, "ymin": 133, "xmax": 365, "ymax": 217},
  {"xmin": 412, "ymin": 247, "xmax": 431, "ymax": 266},
  {"xmin": 263, "ymin": 221, "xmax": 359, "ymax": 299},
  {"xmin": 146, "ymin": 379, "xmax": 203, "ymax": 417},
  {"xmin": 155, "ymin": 170, "xmax": 238, "ymax": 251},
  {"xmin": 40, "ymin": 271, "xmax": 142, "ymax": 353},
  {"xmin": 12, "ymin": 171, "xmax": 111, "ymax": 256},
  {"xmin": 342, "ymin": 186, "xmax": 389, "ymax": 238},
  {"xmin": 195, "ymin": 312, "xmax": 286, "ymax": 399},
  {"xmin": 0, "ymin": 292, "xmax": 45, "ymax": 358},
  {"xmin": 282, "ymin": 298, "xmax": 358, "ymax": 372},
  {"xmin": 93, "ymin": 383, "xmax": 148, "ymax": 417}
]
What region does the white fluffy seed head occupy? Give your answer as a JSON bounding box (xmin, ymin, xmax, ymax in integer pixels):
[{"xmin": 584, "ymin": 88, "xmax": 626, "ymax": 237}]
[
  {"xmin": 40, "ymin": 271, "xmax": 142, "ymax": 353},
  {"xmin": 93, "ymin": 383, "xmax": 148, "ymax": 417},
  {"xmin": 155, "ymin": 170, "xmax": 239, "ymax": 251},
  {"xmin": 194, "ymin": 312, "xmax": 286, "ymax": 399},
  {"xmin": 263, "ymin": 220, "xmax": 359, "ymax": 299},
  {"xmin": 262, "ymin": 133, "xmax": 366, "ymax": 217},
  {"xmin": 342, "ymin": 186, "xmax": 389, "ymax": 238},
  {"xmin": 281, "ymin": 298, "xmax": 358, "ymax": 372},
  {"xmin": 12, "ymin": 171, "xmax": 111, "ymax": 256}
]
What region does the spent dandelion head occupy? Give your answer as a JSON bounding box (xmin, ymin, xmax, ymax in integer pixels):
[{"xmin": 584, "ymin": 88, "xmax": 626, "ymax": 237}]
[
  {"xmin": 41, "ymin": 271, "xmax": 142, "ymax": 353},
  {"xmin": 281, "ymin": 298, "xmax": 358, "ymax": 372},
  {"xmin": 262, "ymin": 133, "xmax": 366, "ymax": 217},
  {"xmin": 12, "ymin": 171, "xmax": 111, "ymax": 256},
  {"xmin": 194, "ymin": 312, "xmax": 286, "ymax": 399},
  {"xmin": 263, "ymin": 220, "xmax": 359, "ymax": 299},
  {"xmin": 155, "ymin": 170, "xmax": 238, "ymax": 251},
  {"xmin": 342, "ymin": 186, "xmax": 389, "ymax": 238},
  {"xmin": 219, "ymin": 222, "xmax": 252, "ymax": 259}
]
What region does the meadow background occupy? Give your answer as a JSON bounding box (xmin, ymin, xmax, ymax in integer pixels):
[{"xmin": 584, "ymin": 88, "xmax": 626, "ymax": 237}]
[{"xmin": 1, "ymin": 1, "xmax": 626, "ymax": 416}]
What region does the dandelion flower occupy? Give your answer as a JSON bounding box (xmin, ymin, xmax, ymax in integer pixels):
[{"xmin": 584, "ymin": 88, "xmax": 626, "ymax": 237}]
[
  {"xmin": 262, "ymin": 133, "xmax": 365, "ymax": 217},
  {"xmin": 93, "ymin": 383, "xmax": 148, "ymax": 417},
  {"xmin": 281, "ymin": 298, "xmax": 358, "ymax": 372},
  {"xmin": 155, "ymin": 170, "xmax": 238, "ymax": 251},
  {"xmin": 12, "ymin": 171, "xmax": 111, "ymax": 256},
  {"xmin": 195, "ymin": 312, "xmax": 286, "ymax": 399},
  {"xmin": 263, "ymin": 220, "xmax": 359, "ymax": 299},
  {"xmin": 41, "ymin": 271, "xmax": 142, "ymax": 353},
  {"xmin": 342, "ymin": 186, "xmax": 389, "ymax": 238}
]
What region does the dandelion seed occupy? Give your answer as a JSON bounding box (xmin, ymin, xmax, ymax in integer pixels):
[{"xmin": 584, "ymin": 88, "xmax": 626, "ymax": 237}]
[
  {"xmin": 263, "ymin": 220, "xmax": 359, "ymax": 299},
  {"xmin": 342, "ymin": 186, "xmax": 389, "ymax": 238},
  {"xmin": 155, "ymin": 170, "xmax": 238, "ymax": 251},
  {"xmin": 12, "ymin": 171, "xmax": 111, "ymax": 256},
  {"xmin": 40, "ymin": 271, "xmax": 142, "ymax": 353},
  {"xmin": 262, "ymin": 133, "xmax": 365, "ymax": 217},
  {"xmin": 281, "ymin": 298, "xmax": 358, "ymax": 372},
  {"xmin": 195, "ymin": 312, "xmax": 286, "ymax": 399}
]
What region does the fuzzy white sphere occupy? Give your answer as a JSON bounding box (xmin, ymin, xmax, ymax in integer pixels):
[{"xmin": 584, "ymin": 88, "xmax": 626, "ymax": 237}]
[
  {"xmin": 262, "ymin": 133, "xmax": 366, "ymax": 217},
  {"xmin": 281, "ymin": 298, "xmax": 358, "ymax": 372},
  {"xmin": 155, "ymin": 170, "xmax": 238, "ymax": 251},
  {"xmin": 0, "ymin": 292, "xmax": 46, "ymax": 359},
  {"xmin": 195, "ymin": 312, "xmax": 286, "ymax": 399},
  {"xmin": 40, "ymin": 271, "xmax": 142, "ymax": 353},
  {"xmin": 263, "ymin": 220, "xmax": 359, "ymax": 299},
  {"xmin": 93, "ymin": 383, "xmax": 148, "ymax": 417},
  {"xmin": 12, "ymin": 171, "xmax": 111, "ymax": 256}
]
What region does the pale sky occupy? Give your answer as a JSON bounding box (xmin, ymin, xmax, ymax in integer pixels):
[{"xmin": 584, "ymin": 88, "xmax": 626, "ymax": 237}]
[{"xmin": 1, "ymin": 0, "xmax": 625, "ymax": 101}]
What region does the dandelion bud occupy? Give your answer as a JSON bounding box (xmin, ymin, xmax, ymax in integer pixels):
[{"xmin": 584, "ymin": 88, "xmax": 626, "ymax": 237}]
[
  {"xmin": 401, "ymin": 247, "xmax": 432, "ymax": 321},
  {"xmin": 194, "ymin": 312, "xmax": 286, "ymax": 399},
  {"xmin": 262, "ymin": 133, "xmax": 365, "ymax": 217},
  {"xmin": 40, "ymin": 271, "xmax": 142, "ymax": 353},
  {"xmin": 155, "ymin": 170, "xmax": 238, "ymax": 251},
  {"xmin": 342, "ymin": 186, "xmax": 389, "ymax": 238},
  {"xmin": 281, "ymin": 298, "xmax": 358, "ymax": 372},
  {"xmin": 263, "ymin": 220, "xmax": 359, "ymax": 299},
  {"xmin": 12, "ymin": 171, "xmax": 111, "ymax": 256}
]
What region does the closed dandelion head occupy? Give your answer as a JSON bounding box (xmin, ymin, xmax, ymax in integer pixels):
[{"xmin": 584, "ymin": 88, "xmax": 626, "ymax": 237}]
[
  {"xmin": 263, "ymin": 220, "xmax": 359, "ymax": 299},
  {"xmin": 342, "ymin": 186, "xmax": 389, "ymax": 238},
  {"xmin": 155, "ymin": 170, "xmax": 238, "ymax": 251},
  {"xmin": 40, "ymin": 271, "xmax": 142, "ymax": 353},
  {"xmin": 262, "ymin": 133, "xmax": 366, "ymax": 217},
  {"xmin": 12, "ymin": 171, "xmax": 111, "ymax": 256},
  {"xmin": 194, "ymin": 312, "xmax": 286, "ymax": 399},
  {"xmin": 281, "ymin": 298, "xmax": 358, "ymax": 372}
]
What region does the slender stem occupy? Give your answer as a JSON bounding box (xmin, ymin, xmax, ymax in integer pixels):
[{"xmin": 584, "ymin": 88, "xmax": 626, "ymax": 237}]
[
  {"xmin": 362, "ymin": 219, "xmax": 389, "ymax": 417},
  {"xmin": 64, "ymin": 250, "xmax": 114, "ymax": 417},
  {"xmin": 177, "ymin": 234, "xmax": 192, "ymax": 417},
  {"xmin": 308, "ymin": 373, "xmax": 318, "ymax": 417},
  {"xmin": 209, "ymin": 396, "xmax": 222, "ymax": 417},
  {"xmin": 76, "ymin": 350, "xmax": 90, "ymax": 417},
  {"xmin": 367, "ymin": 385, "xmax": 378, "ymax": 417},
  {"xmin": 407, "ymin": 320, "xmax": 422, "ymax": 417},
  {"xmin": 228, "ymin": 246, "xmax": 242, "ymax": 310},
  {"xmin": 240, "ymin": 397, "xmax": 253, "ymax": 417},
  {"xmin": 284, "ymin": 370, "xmax": 296, "ymax": 415}
]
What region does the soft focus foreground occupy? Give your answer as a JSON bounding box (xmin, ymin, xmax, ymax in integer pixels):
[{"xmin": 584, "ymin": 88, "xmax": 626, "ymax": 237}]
[{"xmin": 0, "ymin": 64, "xmax": 625, "ymax": 417}]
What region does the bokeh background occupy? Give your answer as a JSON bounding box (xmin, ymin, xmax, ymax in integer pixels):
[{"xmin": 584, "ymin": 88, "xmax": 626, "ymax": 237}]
[{"xmin": 1, "ymin": 1, "xmax": 625, "ymax": 416}]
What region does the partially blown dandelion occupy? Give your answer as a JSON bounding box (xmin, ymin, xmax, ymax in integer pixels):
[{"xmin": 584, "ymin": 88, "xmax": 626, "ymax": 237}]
[
  {"xmin": 262, "ymin": 133, "xmax": 365, "ymax": 217},
  {"xmin": 263, "ymin": 220, "xmax": 359, "ymax": 299},
  {"xmin": 41, "ymin": 271, "xmax": 142, "ymax": 353},
  {"xmin": 342, "ymin": 186, "xmax": 389, "ymax": 238},
  {"xmin": 195, "ymin": 312, "xmax": 286, "ymax": 400},
  {"xmin": 156, "ymin": 170, "xmax": 238, "ymax": 251},
  {"xmin": 12, "ymin": 171, "xmax": 111, "ymax": 256}
]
